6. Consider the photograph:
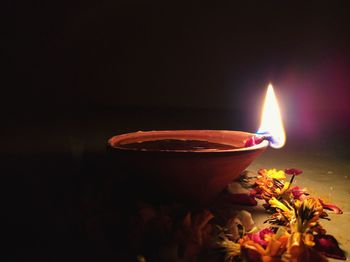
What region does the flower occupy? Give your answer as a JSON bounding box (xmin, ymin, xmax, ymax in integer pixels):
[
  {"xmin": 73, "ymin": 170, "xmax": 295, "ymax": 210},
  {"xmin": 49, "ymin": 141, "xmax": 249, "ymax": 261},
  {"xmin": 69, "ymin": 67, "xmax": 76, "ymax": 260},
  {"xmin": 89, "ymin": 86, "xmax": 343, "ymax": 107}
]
[
  {"xmin": 318, "ymin": 198, "xmax": 343, "ymax": 214},
  {"xmin": 288, "ymin": 197, "xmax": 324, "ymax": 236},
  {"xmin": 290, "ymin": 186, "xmax": 308, "ymax": 200},
  {"xmin": 266, "ymin": 168, "xmax": 286, "ymax": 180},
  {"xmin": 286, "ymin": 233, "xmax": 328, "ymax": 262},
  {"xmin": 314, "ymin": 234, "xmax": 346, "ymax": 260},
  {"xmin": 275, "ymin": 181, "xmax": 290, "ymax": 195},
  {"xmin": 240, "ymin": 231, "xmax": 289, "ymax": 261},
  {"xmin": 247, "ymin": 228, "xmax": 274, "ymax": 247},
  {"xmin": 284, "ymin": 168, "xmax": 303, "ymax": 176},
  {"xmin": 218, "ymin": 237, "xmax": 241, "ymax": 261},
  {"xmin": 253, "ymin": 169, "xmax": 289, "ymax": 202},
  {"xmin": 268, "ymin": 197, "xmax": 294, "ymax": 219},
  {"xmin": 221, "ymin": 167, "xmax": 346, "ymax": 261}
]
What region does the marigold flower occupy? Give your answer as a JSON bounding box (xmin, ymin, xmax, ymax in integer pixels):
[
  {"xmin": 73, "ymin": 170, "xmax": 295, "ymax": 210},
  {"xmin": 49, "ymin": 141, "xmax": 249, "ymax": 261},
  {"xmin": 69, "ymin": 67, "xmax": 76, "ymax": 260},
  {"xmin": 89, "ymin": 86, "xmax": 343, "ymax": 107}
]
[
  {"xmin": 269, "ymin": 197, "xmax": 293, "ymax": 215},
  {"xmin": 266, "ymin": 168, "xmax": 286, "ymax": 180},
  {"xmin": 303, "ymin": 233, "xmax": 315, "ymax": 247},
  {"xmin": 275, "ymin": 181, "xmax": 290, "ymax": 195}
]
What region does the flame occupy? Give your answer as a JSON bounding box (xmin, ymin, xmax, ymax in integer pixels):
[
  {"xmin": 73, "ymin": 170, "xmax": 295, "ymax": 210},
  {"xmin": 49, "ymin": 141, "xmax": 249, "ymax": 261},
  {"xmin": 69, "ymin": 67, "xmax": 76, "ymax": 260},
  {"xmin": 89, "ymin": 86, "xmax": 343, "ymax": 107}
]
[{"xmin": 257, "ymin": 84, "xmax": 286, "ymax": 148}]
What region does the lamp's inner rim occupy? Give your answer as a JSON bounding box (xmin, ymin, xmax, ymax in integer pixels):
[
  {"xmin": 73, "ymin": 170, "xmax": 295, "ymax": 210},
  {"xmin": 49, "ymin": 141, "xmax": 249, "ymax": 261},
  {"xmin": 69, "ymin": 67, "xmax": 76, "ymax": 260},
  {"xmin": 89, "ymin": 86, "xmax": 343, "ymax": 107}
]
[{"xmin": 109, "ymin": 130, "xmax": 268, "ymax": 153}]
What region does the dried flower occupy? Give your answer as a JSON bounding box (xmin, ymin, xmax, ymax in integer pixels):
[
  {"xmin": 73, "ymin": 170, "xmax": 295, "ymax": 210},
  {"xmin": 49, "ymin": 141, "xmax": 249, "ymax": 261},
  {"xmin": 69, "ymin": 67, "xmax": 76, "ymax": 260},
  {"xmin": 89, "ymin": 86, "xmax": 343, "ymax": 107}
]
[
  {"xmin": 240, "ymin": 231, "xmax": 289, "ymax": 261},
  {"xmin": 266, "ymin": 168, "xmax": 287, "ymax": 180},
  {"xmin": 218, "ymin": 237, "xmax": 241, "ymax": 261},
  {"xmin": 290, "ymin": 186, "xmax": 308, "ymax": 200},
  {"xmin": 285, "ymin": 168, "xmax": 303, "ymax": 176},
  {"xmin": 247, "ymin": 228, "xmax": 274, "ymax": 247},
  {"xmin": 314, "ymin": 234, "xmax": 346, "ymax": 260},
  {"xmin": 221, "ymin": 167, "xmax": 346, "ymax": 261},
  {"xmin": 269, "ymin": 197, "xmax": 294, "ymax": 219},
  {"xmin": 318, "ymin": 198, "xmax": 343, "ymax": 214},
  {"xmin": 131, "ymin": 167, "xmax": 346, "ymax": 261},
  {"xmin": 292, "ymin": 197, "xmax": 323, "ymax": 232}
]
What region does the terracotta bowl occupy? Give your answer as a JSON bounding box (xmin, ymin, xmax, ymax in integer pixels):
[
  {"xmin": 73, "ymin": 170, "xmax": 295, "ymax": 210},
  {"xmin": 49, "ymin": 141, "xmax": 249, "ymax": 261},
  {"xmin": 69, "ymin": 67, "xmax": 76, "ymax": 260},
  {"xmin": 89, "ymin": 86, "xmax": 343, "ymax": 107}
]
[{"xmin": 107, "ymin": 130, "xmax": 268, "ymax": 205}]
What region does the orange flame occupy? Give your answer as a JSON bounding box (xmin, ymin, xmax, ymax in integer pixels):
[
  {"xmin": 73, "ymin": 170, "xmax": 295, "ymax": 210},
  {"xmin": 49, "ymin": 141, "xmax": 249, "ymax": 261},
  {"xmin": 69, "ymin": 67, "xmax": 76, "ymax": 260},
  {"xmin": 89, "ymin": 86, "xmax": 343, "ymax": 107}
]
[{"xmin": 258, "ymin": 84, "xmax": 286, "ymax": 148}]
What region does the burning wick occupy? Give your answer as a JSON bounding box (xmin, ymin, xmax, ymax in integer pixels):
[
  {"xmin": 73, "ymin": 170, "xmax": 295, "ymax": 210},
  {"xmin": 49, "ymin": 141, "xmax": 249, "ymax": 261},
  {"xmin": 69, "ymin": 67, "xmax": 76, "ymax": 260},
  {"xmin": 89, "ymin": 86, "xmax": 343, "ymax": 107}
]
[
  {"xmin": 245, "ymin": 83, "xmax": 286, "ymax": 149},
  {"xmin": 244, "ymin": 134, "xmax": 273, "ymax": 147}
]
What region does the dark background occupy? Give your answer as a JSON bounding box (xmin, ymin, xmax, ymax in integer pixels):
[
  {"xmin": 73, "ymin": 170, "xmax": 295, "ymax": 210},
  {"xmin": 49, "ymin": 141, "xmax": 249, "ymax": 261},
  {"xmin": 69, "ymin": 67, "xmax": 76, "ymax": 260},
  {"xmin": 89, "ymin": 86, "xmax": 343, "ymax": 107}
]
[
  {"xmin": 2, "ymin": 1, "xmax": 350, "ymax": 261},
  {"xmin": 3, "ymin": 1, "xmax": 350, "ymax": 142}
]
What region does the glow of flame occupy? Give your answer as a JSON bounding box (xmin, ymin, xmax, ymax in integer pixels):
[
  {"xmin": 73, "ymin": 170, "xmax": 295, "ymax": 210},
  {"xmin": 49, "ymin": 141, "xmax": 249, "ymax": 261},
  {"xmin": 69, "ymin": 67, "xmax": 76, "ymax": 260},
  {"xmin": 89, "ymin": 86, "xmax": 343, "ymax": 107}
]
[{"xmin": 257, "ymin": 84, "xmax": 286, "ymax": 148}]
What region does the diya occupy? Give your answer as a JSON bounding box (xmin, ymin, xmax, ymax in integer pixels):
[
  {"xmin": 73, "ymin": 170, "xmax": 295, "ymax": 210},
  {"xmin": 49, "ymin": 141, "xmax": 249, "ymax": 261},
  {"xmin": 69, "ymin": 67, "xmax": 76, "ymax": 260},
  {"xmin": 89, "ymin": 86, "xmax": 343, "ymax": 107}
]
[
  {"xmin": 107, "ymin": 84, "xmax": 285, "ymax": 205},
  {"xmin": 108, "ymin": 130, "xmax": 268, "ymax": 204}
]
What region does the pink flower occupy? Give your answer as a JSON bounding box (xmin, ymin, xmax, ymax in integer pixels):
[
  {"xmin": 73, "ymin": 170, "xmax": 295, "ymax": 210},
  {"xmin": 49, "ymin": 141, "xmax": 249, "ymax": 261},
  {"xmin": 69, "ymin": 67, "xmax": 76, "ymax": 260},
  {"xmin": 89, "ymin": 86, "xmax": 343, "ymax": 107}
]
[
  {"xmin": 284, "ymin": 168, "xmax": 303, "ymax": 176},
  {"xmin": 247, "ymin": 228, "xmax": 274, "ymax": 247},
  {"xmin": 290, "ymin": 186, "xmax": 308, "ymax": 200}
]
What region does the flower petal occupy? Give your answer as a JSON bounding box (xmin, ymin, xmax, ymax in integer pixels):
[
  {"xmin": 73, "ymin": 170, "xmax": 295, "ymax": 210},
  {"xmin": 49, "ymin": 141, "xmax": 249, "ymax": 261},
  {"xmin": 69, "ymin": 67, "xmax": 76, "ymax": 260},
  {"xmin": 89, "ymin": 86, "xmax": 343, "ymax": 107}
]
[
  {"xmin": 290, "ymin": 186, "xmax": 308, "ymax": 200},
  {"xmin": 248, "ymin": 228, "xmax": 274, "ymax": 247},
  {"xmin": 319, "ymin": 199, "xmax": 343, "ymax": 214},
  {"xmin": 269, "ymin": 197, "xmax": 291, "ymax": 213},
  {"xmin": 314, "ymin": 234, "xmax": 346, "ymax": 260},
  {"xmin": 267, "ymin": 169, "xmax": 286, "ymax": 179},
  {"xmin": 284, "ymin": 168, "xmax": 303, "ymax": 176},
  {"xmin": 249, "ymin": 188, "xmax": 263, "ymax": 199}
]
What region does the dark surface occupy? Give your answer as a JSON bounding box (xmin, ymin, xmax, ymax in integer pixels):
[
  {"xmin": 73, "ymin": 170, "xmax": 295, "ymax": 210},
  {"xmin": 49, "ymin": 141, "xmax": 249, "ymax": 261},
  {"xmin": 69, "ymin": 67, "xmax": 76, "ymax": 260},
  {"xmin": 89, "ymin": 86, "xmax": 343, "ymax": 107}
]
[
  {"xmin": 2, "ymin": 151, "xmax": 133, "ymax": 261},
  {"xmin": 3, "ymin": 110, "xmax": 350, "ymax": 261}
]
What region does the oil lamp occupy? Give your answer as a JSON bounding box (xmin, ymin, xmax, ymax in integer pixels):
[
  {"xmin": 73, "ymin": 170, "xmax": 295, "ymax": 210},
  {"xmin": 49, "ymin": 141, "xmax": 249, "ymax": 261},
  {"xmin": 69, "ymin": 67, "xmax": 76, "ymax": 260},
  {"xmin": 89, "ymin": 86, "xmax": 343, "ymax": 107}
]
[{"xmin": 108, "ymin": 84, "xmax": 285, "ymax": 205}]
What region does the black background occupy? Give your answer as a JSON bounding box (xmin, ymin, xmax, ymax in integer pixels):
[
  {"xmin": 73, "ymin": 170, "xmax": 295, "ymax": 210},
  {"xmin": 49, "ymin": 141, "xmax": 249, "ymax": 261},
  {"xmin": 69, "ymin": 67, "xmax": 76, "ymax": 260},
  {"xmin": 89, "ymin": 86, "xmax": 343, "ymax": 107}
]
[
  {"xmin": 3, "ymin": 1, "xmax": 350, "ymax": 120},
  {"xmin": 2, "ymin": 1, "xmax": 350, "ymax": 261}
]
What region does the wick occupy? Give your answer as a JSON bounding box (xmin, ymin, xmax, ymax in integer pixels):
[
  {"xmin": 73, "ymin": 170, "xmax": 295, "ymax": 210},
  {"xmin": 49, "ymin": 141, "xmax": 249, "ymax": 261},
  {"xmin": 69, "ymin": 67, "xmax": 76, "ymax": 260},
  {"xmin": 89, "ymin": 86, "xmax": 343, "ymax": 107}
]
[
  {"xmin": 256, "ymin": 132, "xmax": 273, "ymax": 141},
  {"xmin": 261, "ymin": 135, "xmax": 273, "ymax": 143},
  {"xmin": 245, "ymin": 133, "xmax": 273, "ymax": 147}
]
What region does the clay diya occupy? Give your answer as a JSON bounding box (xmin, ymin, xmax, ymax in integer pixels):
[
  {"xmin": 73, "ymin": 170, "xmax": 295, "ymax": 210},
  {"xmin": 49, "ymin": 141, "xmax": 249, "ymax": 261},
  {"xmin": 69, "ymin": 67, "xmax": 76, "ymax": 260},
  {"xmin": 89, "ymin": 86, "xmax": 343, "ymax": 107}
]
[{"xmin": 108, "ymin": 130, "xmax": 268, "ymax": 205}]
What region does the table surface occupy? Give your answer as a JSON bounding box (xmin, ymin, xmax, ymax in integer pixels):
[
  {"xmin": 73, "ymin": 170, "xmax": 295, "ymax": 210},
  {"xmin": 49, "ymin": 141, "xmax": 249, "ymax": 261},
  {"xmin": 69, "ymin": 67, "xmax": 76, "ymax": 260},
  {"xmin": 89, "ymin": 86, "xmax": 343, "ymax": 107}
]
[{"xmin": 2, "ymin": 109, "xmax": 350, "ymax": 260}]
